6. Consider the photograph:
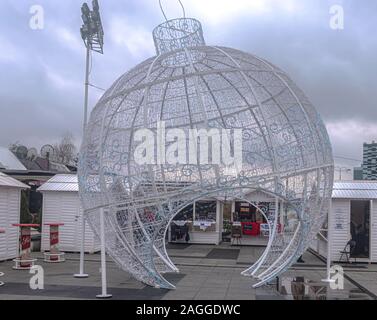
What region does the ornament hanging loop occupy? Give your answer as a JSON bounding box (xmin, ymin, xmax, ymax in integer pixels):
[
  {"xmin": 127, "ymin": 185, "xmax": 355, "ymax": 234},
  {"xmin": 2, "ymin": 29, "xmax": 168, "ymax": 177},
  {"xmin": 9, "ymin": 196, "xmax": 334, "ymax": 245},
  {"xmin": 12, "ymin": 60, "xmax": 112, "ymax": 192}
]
[{"xmin": 159, "ymin": 0, "xmax": 186, "ymax": 22}]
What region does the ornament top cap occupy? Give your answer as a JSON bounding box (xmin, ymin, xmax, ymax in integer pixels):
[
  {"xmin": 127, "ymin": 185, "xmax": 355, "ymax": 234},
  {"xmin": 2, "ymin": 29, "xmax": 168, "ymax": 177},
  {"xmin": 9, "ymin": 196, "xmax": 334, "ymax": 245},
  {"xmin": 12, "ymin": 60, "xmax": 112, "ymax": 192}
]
[{"xmin": 152, "ymin": 17, "xmax": 206, "ymax": 56}]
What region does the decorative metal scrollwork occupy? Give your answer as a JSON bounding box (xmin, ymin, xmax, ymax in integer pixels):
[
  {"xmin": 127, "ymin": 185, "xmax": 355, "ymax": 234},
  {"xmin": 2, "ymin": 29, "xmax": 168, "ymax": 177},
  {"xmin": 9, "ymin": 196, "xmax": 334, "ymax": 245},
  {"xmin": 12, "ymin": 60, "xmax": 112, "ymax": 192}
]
[{"xmin": 79, "ymin": 13, "xmax": 333, "ymax": 289}]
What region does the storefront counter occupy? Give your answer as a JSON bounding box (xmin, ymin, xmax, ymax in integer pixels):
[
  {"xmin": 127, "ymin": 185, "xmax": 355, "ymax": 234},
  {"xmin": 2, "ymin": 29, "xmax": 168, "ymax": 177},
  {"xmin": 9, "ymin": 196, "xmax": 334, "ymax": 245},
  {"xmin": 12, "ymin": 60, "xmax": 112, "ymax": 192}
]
[{"xmin": 241, "ymin": 222, "xmax": 260, "ymax": 236}]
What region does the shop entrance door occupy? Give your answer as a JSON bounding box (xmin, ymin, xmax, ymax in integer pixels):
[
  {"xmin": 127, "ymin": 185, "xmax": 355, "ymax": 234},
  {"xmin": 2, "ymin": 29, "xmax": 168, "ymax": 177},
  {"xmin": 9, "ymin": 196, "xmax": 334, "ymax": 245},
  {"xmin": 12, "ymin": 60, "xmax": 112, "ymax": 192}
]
[{"xmin": 350, "ymin": 200, "xmax": 370, "ymax": 259}]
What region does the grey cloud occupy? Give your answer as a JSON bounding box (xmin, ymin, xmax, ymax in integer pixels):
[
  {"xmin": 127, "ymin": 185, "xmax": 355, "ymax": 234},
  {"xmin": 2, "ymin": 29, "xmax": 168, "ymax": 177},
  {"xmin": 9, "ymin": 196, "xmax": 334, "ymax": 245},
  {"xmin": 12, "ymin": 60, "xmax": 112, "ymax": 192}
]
[{"xmin": 0, "ymin": 0, "xmax": 376, "ymax": 166}]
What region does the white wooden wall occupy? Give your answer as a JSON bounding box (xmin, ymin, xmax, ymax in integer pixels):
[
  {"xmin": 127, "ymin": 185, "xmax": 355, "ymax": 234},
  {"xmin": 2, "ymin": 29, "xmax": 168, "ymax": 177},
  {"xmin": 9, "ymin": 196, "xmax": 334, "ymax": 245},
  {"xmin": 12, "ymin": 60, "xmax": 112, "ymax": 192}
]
[
  {"xmin": 314, "ymin": 199, "xmax": 377, "ymax": 263},
  {"xmin": 41, "ymin": 192, "xmax": 100, "ymax": 253},
  {"xmin": 188, "ymin": 232, "xmax": 220, "ymax": 245},
  {"xmin": 0, "ymin": 188, "xmax": 20, "ymax": 261},
  {"xmin": 330, "ymin": 199, "xmax": 351, "ymax": 261}
]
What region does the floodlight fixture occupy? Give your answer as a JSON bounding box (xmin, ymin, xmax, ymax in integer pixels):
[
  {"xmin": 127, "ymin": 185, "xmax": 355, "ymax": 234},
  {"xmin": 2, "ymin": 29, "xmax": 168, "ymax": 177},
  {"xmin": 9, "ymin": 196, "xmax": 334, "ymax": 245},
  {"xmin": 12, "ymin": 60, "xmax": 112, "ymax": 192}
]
[
  {"xmin": 81, "ymin": 3, "xmax": 90, "ymax": 17},
  {"xmin": 80, "ymin": 1, "xmax": 104, "ymax": 54},
  {"xmin": 92, "ymin": 0, "xmax": 100, "ymax": 12}
]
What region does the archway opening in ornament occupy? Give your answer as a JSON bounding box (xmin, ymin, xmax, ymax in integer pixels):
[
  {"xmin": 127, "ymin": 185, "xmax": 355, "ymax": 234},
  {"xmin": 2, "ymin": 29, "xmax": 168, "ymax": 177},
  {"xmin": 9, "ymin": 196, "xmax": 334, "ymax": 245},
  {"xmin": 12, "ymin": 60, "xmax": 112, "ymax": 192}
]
[
  {"xmin": 163, "ymin": 186, "xmax": 300, "ymax": 282},
  {"xmin": 167, "ymin": 196, "xmax": 271, "ymax": 266}
]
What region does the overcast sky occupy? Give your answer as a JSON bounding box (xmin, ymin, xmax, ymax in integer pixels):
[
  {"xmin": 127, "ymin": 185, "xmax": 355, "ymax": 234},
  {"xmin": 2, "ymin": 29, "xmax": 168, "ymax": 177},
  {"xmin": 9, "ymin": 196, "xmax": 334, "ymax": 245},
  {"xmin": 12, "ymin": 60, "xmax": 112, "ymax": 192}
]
[{"xmin": 0, "ymin": 0, "xmax": 376, "ymax": 176}]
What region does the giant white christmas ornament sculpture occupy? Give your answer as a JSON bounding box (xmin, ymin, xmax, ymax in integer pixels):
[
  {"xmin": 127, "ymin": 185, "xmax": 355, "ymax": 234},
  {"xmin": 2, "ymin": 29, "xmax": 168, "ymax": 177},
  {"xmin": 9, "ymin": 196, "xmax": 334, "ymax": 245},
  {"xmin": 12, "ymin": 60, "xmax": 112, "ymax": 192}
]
[{"xmin": 79, "ymin": 10, "xmax": 334, "ymax": 289}]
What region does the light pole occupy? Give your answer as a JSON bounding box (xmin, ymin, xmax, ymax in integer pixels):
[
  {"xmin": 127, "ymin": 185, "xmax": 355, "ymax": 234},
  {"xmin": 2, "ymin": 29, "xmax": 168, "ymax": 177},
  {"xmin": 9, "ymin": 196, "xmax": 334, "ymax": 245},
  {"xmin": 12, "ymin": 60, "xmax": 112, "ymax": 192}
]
[
  {"xmin": 74, "ymin": 0, "xmax": 105, "ymax": 288},
  {"xmin": 335, "ymin": 167, "xmax": 351, "ymax": 181},
  {"xmin": 80, "ymin": 0, "xmax": 104, "ymax": 133}
]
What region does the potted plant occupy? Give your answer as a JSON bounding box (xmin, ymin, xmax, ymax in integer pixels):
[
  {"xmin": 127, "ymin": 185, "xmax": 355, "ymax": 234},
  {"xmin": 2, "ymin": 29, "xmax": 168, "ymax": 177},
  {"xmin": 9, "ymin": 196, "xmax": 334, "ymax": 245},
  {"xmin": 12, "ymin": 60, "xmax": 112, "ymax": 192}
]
[{"xmin": 222, "ymin": 219, "xmax": 232, "ymax": 242}]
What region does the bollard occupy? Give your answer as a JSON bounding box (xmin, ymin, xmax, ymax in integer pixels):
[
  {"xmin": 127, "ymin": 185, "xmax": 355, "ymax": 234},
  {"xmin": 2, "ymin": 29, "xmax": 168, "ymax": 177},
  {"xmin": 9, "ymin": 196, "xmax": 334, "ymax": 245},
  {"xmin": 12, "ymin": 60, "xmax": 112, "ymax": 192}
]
[
  {"xmin": 44, "ymin": 223, "xmax": 65, "ymax": 263},
  {"xmin": 12, "ymin": 224, "xmax": 39, "ymax": 270}
]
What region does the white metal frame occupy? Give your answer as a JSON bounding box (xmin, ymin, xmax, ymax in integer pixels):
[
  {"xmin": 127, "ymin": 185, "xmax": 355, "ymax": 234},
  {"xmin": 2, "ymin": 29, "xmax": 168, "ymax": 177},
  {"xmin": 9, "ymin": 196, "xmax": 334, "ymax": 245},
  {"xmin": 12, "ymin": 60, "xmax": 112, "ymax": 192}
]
[
  {"xmin": 78, "ymin": 15, "xmax": 334, "ymax": 290},
  {"xmin": 322, "ymin": 199, "xmax": 335, "ymax": 283},
  {"xmin": 96, "ymin": 208, "xmax": 112, "ymax": 298}
]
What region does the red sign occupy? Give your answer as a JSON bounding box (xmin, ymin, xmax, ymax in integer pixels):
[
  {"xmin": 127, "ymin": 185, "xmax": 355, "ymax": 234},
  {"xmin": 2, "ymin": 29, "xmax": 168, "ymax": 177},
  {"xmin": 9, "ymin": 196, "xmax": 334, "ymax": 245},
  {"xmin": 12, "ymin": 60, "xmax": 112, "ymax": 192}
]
[
  {"xmin": 49, "ymin": 225, "xmax": 60, "ymax": 261},
  {"xmin": 50, "ymin": 231, "xmax": 59, "ymax": 246},
  {"xmin": 241, "ymin": 222, "xmax": 260, "ymax": 236},
  {"xmin": 20, "ymin": 227, "xmax": 32, "ymax": 268}
]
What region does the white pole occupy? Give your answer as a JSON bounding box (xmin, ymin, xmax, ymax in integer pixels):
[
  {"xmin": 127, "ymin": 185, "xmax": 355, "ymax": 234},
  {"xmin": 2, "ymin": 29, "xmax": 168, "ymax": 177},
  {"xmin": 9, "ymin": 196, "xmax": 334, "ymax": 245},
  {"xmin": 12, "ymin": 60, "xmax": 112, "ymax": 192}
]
[
  {"xmin": 74, "ymin": 45, "xmax": 90, "ymax": 279},
  {"xmin": 322, "ymin": 199, "xmax": 335, "ymax": 283},
  {"xmin": 74, "ymin": 210, "xmax": 88, "ymax": 278},
  {"xmin": 96, "ymin": 208, "xmax": 112, "ymax": 299},
  {"xmin": 83, "ymin": 45, "xmax": 90, "ymax": 133}
]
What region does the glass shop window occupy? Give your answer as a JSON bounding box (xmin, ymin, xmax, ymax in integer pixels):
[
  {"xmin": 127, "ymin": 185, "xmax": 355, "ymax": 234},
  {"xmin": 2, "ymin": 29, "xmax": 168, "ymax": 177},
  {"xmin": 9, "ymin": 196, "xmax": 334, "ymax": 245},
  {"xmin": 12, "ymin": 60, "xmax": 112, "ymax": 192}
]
[
  {"xmin": 235, "ymin": 201, "xmax": 256, "ymax": 222},
  {"xmin": 350, "ymin": 200, "xmax": 370, "ymax": 259},
  {"xmin": 173, "ymin": 204, "xmax": 194, "ymax": 222},
  {"xmin": 195, "ymin": 201, "xmax": 217, "ymax": 222},
  {"xmin": 255, "ymin": 202, "xmax": 273, "ymax": 223}
]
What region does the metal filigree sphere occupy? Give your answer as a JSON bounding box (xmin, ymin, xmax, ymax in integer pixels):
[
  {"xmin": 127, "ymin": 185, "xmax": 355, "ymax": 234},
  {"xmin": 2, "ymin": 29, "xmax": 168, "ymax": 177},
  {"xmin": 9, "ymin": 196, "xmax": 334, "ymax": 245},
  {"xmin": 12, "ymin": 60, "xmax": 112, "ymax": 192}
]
[{"xmin": 79, "ymin": 17, "xmax": 334, "ymax": 289}]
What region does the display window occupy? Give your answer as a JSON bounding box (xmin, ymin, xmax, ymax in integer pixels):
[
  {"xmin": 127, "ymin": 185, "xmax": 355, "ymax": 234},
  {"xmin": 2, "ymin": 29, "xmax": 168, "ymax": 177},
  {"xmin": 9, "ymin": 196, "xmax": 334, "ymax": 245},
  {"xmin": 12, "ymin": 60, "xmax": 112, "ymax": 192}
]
[
  {"xmin": 170, "ymin": 204, "xmax": 193, "ymax": 242},
  {"xmin": 350, "ymin": 200, "xmax": 370, "ymax": 259},
  {"xmin": 195, "ymin": 201, "xmax": 217, "ymax": 222},
  {"xmin": 170, "ymin": 200, "xmax": 218, "ymax": 238},
  {"xmin": 192, "ymin": 201, "xmax": 217, "ymax": 232},
  {"xmin": 234, "ymin": 201, "xmax": 272, "ymax": 223},
  {"xmin": 234, "ymin": 201, "xmax": 276, "ymax": 236},
  {"xmin": 173, "ymin": 204, "xmax": 193, "ymax": 222}
]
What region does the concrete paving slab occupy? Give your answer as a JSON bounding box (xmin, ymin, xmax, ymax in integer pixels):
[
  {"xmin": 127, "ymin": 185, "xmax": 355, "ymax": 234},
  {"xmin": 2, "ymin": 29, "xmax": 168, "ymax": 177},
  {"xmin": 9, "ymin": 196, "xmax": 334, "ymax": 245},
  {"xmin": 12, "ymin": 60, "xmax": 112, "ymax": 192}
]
[{"xmin": 0, "ymin": 244, "xmax": 376, "ymax": 300}]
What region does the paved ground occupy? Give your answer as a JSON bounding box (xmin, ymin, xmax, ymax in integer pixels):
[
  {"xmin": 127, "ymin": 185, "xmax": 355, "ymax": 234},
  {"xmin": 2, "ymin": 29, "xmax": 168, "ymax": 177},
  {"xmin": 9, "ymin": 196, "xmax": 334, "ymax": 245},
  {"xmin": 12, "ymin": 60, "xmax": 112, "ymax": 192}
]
[{"xmin": 0, "ymin": 243, "xmax": 376, "ymax": 300}]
